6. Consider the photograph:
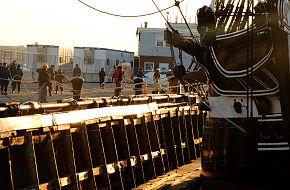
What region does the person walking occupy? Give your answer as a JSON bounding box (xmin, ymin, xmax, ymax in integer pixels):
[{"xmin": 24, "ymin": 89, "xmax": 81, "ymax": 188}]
[
  {"xmin": 55, "ymin": 68, "xmax": 65, "ymax": 94},
  {"xmin": 114, "ymin": 65, "xmax": 123, "ymax": 96},
  {"xmin": 9, "ymin": 60, "xmax": 17, "ymax": 79},
  {"xmin": 11, "ymin": 64, "xmax": 23, "ymax": 94},
  {"xmin": 47, "ymin": 65, "xmax": 56, "ymax": 96},
  {"xmin": 111, "ymin": 65, "xmax": 116, "ymax": 82},
  {"xmin": 136, "ymin": 67, "xmax": 145, "ymax": 78},
  {"xmin": 0, "ymin": 63, "xmax": 11, "ymax": 95},
  {"xmin": 37, "ymin": 64, "xmax": 50, "ymax": 103},
  {"xmin": 134, "ymin": 67, "xmax": 145, "ymax": 95},
  {"xmin": 73, "ymin": 64, "xmax": 81, "ymax": 77},
  {"xmin": 153, "ymin": 68, "xmax": 161, "ymax": 93},
  {"xmin": 99, "ymin": 68, "xmax": 106, "ymax": 88}
]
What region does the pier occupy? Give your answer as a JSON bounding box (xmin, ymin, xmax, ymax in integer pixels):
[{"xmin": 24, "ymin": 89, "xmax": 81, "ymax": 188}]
[{"xmin": 0, "ymin": 94, "xmax": 204, "ymax": 189}]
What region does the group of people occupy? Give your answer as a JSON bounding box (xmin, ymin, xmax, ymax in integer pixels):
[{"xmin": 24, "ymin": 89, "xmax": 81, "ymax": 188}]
[
  {"xmin": 1, "ymin": 61, "xmax": 175, "ymax": 102},
  {"xmin": 0, "ymin": 60, "xmax": 23, "ymax": 95},
  {"xmin": 37, "ymin": 64, "xmax": 65, "ymax": 102},
  {"xmin": 36, "ymin": 62, "xmax": 176, "ymax": 102},
  {"xmin": 97, "ymin": 65, "xmax": 123, "ymax": 96}
]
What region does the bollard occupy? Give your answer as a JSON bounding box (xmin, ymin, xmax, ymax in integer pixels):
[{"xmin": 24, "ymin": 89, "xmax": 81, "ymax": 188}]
[
  {"xmin": 71, "ymin": 76, "xmax": 85, "ymax": 100},
  {"xmin": 133, "ymin": 77, "xmax": 144, "ymax": 95}
]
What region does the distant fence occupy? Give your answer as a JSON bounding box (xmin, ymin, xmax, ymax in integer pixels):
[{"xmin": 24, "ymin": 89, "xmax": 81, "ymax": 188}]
[{"xmin": 0, "ymin": 95, "xmax": 204, "ymax": 189}]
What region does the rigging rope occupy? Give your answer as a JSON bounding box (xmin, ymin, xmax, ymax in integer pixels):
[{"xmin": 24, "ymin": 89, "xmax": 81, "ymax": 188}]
[
  {"xmin": 78, "ymin": 0, "xmax": 184, "ymax": 18},
  {"xmin": 151, "ymin": 0, "xmax": 176, "ymax": 31},
  {"xmin": 173, "ymin": 0, "xmax": 196, "ymax": 39}
]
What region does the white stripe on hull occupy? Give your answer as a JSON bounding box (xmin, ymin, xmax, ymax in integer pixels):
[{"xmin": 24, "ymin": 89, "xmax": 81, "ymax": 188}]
[
  {"xmin": 258, "ymin": 147, "xmax": 289, "ymax": 151},
  {"xmin": 257, "ymin": 142, "xmax": 289, "ymax": 151}
]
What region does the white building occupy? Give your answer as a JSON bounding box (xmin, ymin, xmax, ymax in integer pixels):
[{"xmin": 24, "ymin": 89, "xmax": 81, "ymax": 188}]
[
  {"xmin": 24, "ymin": 44, "xmax": 73, "ymax": 81},
  {"xmin": 73, "ymin": 47, "xmax": 134, "ymax": 82},
  {"xmin": 26, "ymin": 44, "xmax": 60, "ymax": 70},
  {"xmin": 0, "ymin": 45, "xmax": 26, "ymax": 65},
  {"xmin": 137, "ymin": 22, "xmax": 200, "ymax": 75}
]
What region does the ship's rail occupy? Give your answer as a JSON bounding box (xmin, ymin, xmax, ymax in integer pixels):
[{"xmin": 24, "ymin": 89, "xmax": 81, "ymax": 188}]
[{"xmin": 0, "ymin": 94, "xmax": 204, "ymax": 189}]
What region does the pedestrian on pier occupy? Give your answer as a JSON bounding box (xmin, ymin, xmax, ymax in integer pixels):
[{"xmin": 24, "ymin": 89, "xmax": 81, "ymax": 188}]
[
  {"xmin": 111, "ymin": 65, "xmax": 116, "ymax": 82},
  {"xmin": 114, "ymin": 65, "xmax": 123, "ymax": 96},
  {"xmin": 9, "ymin": 60, "xmax": 17, "ymax": 79},
  {"xmin": 99, "ymin": 68, "xmax": 106, "ymax": 88},
  {"xmin": 73, "ymin": 64, "xmax": 81, "ymax": 77},
  {"xmin": 134, "ymin": 67, "xmax": 145, "ymax": 95},
  {"xmin": 0, "ymin": 63, "xmax": 11, "ymax": 95},
  {"xmin": 136, "ymin": 67, "xmax": 145, "ymax": 79},
  {"xmin": 47, "ymin": 65, "xmax": 56, "ymax": 96},
  {"xmin": 37, "ymin": 64, "xmax": 50, "ymax": 103},
  {"xmin": 55, "ymin": 68, "xmax": 65, "ymax": 94},
  {"xmin": 153, "ymin": 68, "xmax": 161, "ymax": 93},
  {"xmin": 11, "ymin": 64, "xmax": 23, "ymax": 94}
]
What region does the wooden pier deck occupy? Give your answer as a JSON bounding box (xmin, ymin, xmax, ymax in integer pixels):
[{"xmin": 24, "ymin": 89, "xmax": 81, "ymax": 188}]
[{"xmin": 135, "ymin": 159, "xmax": 202, "ymax": 190}]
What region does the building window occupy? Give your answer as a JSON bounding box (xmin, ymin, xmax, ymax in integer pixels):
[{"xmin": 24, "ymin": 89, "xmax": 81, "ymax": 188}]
[
  {"xmin": 156, "ymin": 35, "xmax": 165, "ymax": 47},
  {"xmin": 37, "ymin": 47, "xmax": 47, "ymax": 62},
  {"xmin": 159, "ymin": 63, "xmax": 169, "ymax": 74},
  {"xmin": 59, "ymin": 56, "xmax": 64, "ymax": 64},
  {"xmin": 84, "ymin": 57, "xmax": 92, "ymax": 64},
  {"xmin": 84, "ymin": 48, "xmax": 94, "ymax": 64},
  {"xmin": 144, "ymin": 62, "xmax": 154, "ymax": 72}
]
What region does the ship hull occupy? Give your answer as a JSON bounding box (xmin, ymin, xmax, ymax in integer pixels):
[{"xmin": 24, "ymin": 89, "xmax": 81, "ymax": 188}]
[{"xmin": 201, "ymin": 96, "xmax": 290, "ymax": 189}]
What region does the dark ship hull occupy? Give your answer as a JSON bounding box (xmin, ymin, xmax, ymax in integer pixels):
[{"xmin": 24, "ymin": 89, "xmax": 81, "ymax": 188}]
[{"xmin": 166, "ymin": 0, "xmax": 290, "ymax": 189}]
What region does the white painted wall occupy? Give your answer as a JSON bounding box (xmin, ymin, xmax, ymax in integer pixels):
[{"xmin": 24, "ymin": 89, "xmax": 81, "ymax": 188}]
[
  {"xmin": 73, "ymin": 47, "xmax": 134, "ymax": 82},
  {"xmin": 26, "ymin": 45, "xmax": 59, "ymax": 70}
]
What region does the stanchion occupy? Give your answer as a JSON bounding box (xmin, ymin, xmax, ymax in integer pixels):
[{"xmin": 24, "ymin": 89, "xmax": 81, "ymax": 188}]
[{"xmin": 71, "ymin": 76, "xmax": 85, "ymax": 100}]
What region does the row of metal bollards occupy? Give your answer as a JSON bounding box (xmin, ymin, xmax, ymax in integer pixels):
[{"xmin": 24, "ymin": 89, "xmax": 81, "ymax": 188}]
[{"xmin": 0, "ymin": 106, "xmax": 204, "ymax": 190}]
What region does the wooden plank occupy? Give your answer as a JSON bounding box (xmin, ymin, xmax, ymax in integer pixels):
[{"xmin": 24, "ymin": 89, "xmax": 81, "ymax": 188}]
[{"xmin": 134, "ymin": 158, "xmax": 201, "ymax": 190}]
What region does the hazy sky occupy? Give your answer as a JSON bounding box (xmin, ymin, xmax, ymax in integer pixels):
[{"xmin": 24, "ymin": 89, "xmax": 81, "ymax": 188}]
[{"xmin": 0, "ymin": 0, "xmax": 211, "ymax": 53}]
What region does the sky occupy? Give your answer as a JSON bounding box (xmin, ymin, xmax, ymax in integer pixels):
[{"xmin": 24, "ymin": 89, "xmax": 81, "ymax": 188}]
[{"xmin": 0, "ymin": 0, "xmax": 211, "ymax": 54}]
